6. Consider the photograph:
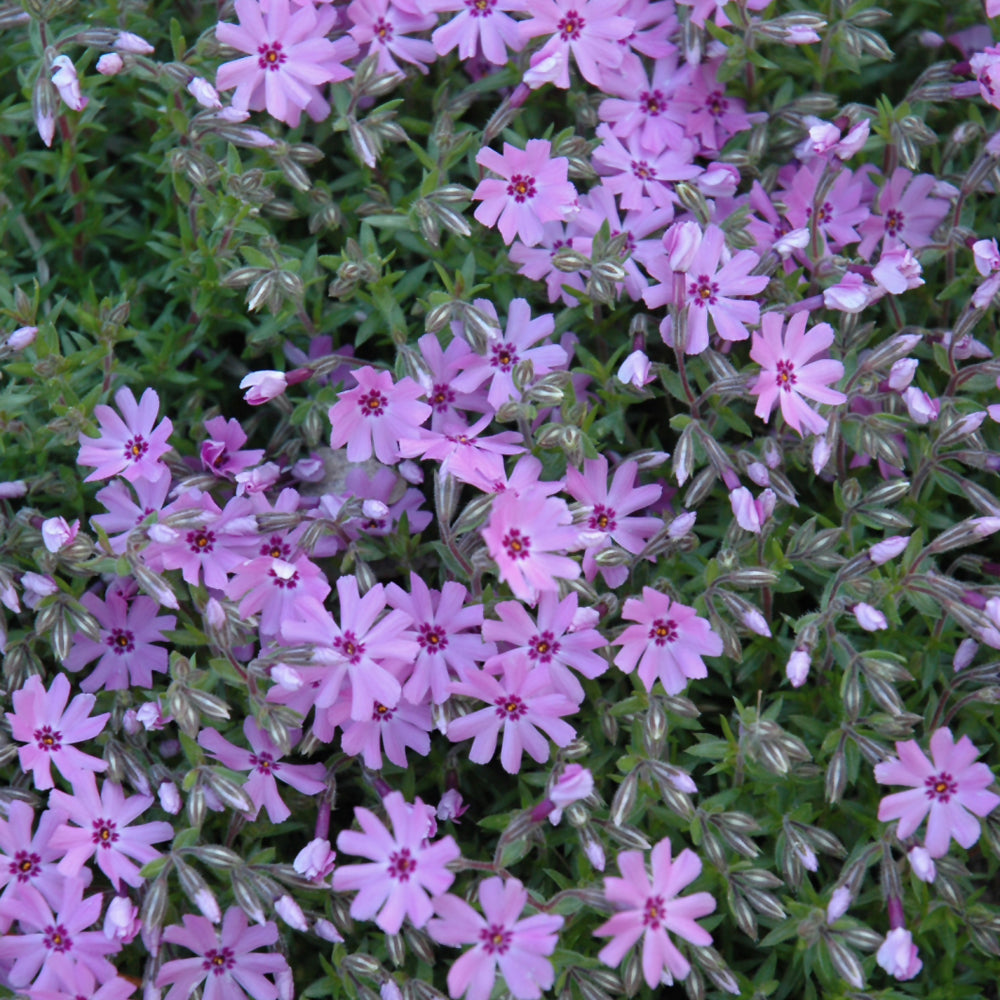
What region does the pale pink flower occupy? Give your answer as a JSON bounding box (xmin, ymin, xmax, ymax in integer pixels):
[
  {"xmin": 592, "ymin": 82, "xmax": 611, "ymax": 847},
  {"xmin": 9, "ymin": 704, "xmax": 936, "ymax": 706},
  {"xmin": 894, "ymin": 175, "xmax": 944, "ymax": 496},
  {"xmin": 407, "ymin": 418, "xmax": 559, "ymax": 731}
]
[
  {"xmin": 216, "ymin": 0, "xmax": 357, "ymax": 127},
  {"xmin": 473, "ymin": 141, "xmax": 578, "ymax": 246},
  {"xmin": 617, "ymin": 349, "xmax": 654, "ymax": 387},
  {"xmin": 77, "ymin": 386, "xmax": 173, "ymax": 483},
  {"xmin": 427, "ymin": 877, "xmax": 564, "ymax": 1000},
  {"xmin": 729, "ymin": 486, "xmax": 776, "ymax": 534},
  {"xmin": 51, "ymin": 55, "xmax": 88, "ymax": 112},
  {"xmin": 430, "ymin": 0, "xmax": 526, "ymax": 64},
  {"xmin": 613, "ymin": 587, "xmax": 723, "ymax": 695},
  {"xmin": 786, "ymin": 648, "xmax": 810, "ymax": 688},
  {"xmin": 96, "ymin": 53, "xmax": 124, "ymax": 75},
  {"xmin": 853, "ymin": 602, "xmax": 888, "ymax": 631},
  {"xmin": 869, "ymin": 535, "xmax": 910, "ymax": 565},
  {"xmin": 333, "ymin": 791, "xmax": 460, "ymax": 933},
  {"xmin": 826, "ymin": 886, "xmax": 852, "ymax": 923},
  {"xmin": 594, "ymin": 838, "xmax": 715, "ymax": 987},
  {"xmin": 41, "ymin": 516, "xmax": 79, "ymax": 553},
  {"xmin": 749, "ymin": 311, "xmax": 846, "ymax": 436},
  {"xmin": 908, "ymin": 845, "xmax": 936, "ymax": 882},
  {"xmin": 876, "ymin": 928, "xmax": 922, "ymax": 980},
  {"xmin": 902, "ymin": 386, "xmax": 939, "ymax": 424},
  {"xmin": 347, "ymin": 0, "xmax": 437, "ymax": 76},
  {"xmin": 239, "ymin": 369, "xmax": 287, "ymax": 404},
  {"xmin": 875, "ymin": 728, "xmax": 1000, "ymax": 857}
]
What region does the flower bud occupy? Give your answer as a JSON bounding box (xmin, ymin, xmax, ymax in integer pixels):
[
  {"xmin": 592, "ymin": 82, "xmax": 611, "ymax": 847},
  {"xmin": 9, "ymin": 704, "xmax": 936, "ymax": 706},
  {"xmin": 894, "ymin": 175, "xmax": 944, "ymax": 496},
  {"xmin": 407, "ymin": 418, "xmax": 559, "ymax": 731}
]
[
  {"xmin": 786, "ymin": 648, "xmax": 811, "ymax": 688},
  {"xmin": 96, "ymin": 53, "xmax": 124, "ymax": 75},
  {"xmin": 51, "ymin": 55, "xmax": 88, "ymax": 112}
]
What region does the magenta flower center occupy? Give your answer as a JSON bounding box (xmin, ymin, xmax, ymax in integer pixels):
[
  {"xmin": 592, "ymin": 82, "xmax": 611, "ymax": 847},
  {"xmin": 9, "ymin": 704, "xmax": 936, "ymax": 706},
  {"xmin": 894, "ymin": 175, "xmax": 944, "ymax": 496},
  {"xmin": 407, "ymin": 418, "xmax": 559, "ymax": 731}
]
[
  {"xmin": 502, "ymin": 528, "xmax": 531, "ymax": 560},
  {"xmin": 631, "ymin": 159, "xmax": 657, "ymax": 182},
  {"xmin": 257, "ymin": 41, "xmax": 286, "ymax": 70},
  {"xmin": 649, "ymin": 618, "xmax": 678, "ymax": 645},
  {"xmin": 640, "ymin": 90, "xmax": 665, "ymax": 117},
  {"xmin": 706, "ymin": 90, "xmax": 728, "ymax": 117},
  {"xmin": 688, "ymin": 275, "xmax": 719, "ymax": 307},
  {"xmin": 806, "ymin": 201, "xmax": 834, "ymax": 226},
  {"xmin": 490, "ymin": 342, "xmax": 520, "ymax": 370},
  {"xmin": 558, "ymin": 10, "xmax": 585, "ymax": 39},
  {"xmin": 610, "ymin": 228, "xmax": 636, "ymax": 258},
  {"xmin": 432, "ymin": 383, "xmax": 455, "ymax": 411},
  {"xmin": 44, "ymin": 924, "xmax": 72, "ymax": 953},
  {"xmin": 388, "ymin": 847, "xmax": 417, "ymax": 881},
  {"xmin": 188, "ymin": 528, "xmax": 215, "ymax": 553},
  {"xmin": 529, "ymin": 630, "xmax": 561, "ymax": 663},
  {"xmin": 775, "ymin": 359, "xmax": 797, "ymax": 392},
  {"xmin": 465, "ymin": 0, "xmax": 497, "ymax": 16},
  {"xmin": 261, "ymin": 535, "xmax": 291, "ymax": 559},
  {"xmin": 495, "ymin": 694, "xmax": 527, "ymax": 721},
  {"xmin": 334, "ymin": 630, "xmax": 365, "ymax": 663},
  {"xmin": 107, "ymin": 628, "xmax": 135, "ymax": 655},
  {"xmin": 372, "ymin": 702, "xmax": 395, "ymax": 722},
  {"xmin": 506, "ymin": 175, "xmax": 536, "ymax": 203},
  {"xmin": 374, "ymin": 17, "xmax": 394, "ymax": 42},
  {"xmin": 925, "ymin": 771, "xmax": 958, "ymax": 802},
  {"xmin": 885, "ymin": 208, "xmax": 904, "ymax": 234},
  {"xmin": 589, "ymin": 503, "xmax": 617, "ymax": 532},
  {"xmin": 251, "ymin": 752, "xmax": 280, "ymax": 774},
  {"xmin": 11, "ymin": 851, "xmax": 41, "ymax": 882},
  {"xmin": 123, "ymin": 435, "xmax": 148, "ymax": 462},
  {"xmin": 268, "ymin": 567, "xmax": 299, "ymax": 589},
  {"xmin": 418, "ymin": 623, "xmax": 449, "ymax": 653},
  {"xmin": 359, "ymin": 389, "xmax": 388, "ymax": 417},
  {"xmin": 643, "ymin": 895, "xmax": 666, "ymax": 929},
  {"xmin": 480, "ymin": 923, "xmax": 513, "ymax": 953},
  {"xmin": 33, "ymin": 725, "xmax": 62, "ymax": 752},
  {"xmin": 92, "ymin": 818, "xmax": 119, "ymax": 848},
  {"xmin": 204, "ymin": 946, "xmax": 236, "ymax": 974}
]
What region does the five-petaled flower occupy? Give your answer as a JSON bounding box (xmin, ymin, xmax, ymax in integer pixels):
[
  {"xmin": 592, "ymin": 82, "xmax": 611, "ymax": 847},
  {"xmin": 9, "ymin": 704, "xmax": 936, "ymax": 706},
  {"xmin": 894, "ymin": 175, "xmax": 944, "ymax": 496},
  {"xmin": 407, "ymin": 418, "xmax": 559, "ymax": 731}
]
[
  {"xmin": 875, "ymin": 727, "xmax": 1000, "ymax": 857},
  {"xmin": 749, "ymin": 310, "xmax": 847, "ymax": 436},
  {"xmin": 594, "ymin": 838, "xmax": 716, "ymax": 988}
]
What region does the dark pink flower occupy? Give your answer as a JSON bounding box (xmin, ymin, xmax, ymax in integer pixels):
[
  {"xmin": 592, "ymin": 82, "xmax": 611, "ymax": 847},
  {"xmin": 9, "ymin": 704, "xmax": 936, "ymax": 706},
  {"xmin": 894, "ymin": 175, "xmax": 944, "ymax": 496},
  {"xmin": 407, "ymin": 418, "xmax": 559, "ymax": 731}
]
[
  {"xmin": 594, "ymin": 839, "xmax": 715, "ymax": 988},
  {"xmin": 333, "ymin": 791, "xmax": 460, "ymax": 933},
  {"xmin": 227, "ymin": 551, "xmax": 331, "ymax": 638},
  {"xmin": 63, "ymin": 589, "xmax": 175, "ymax": 692},
  {"xmin": 332, "ymin": 693, "xmax": 433, "ymax": 768},
  {"xmin": 448, "ymin": 656, "xmax": 578, "ymax": 773},
  {"xmin": 216, "ymin": 0, "xmax": 357, "ymax": 127},
  {"xmin": 875, "ymin": 728, "xmax": 1000, "ymax": 857},
  {"xmin": 155, "ymin": 907, "xmax": 290, "ymax": 1000},
  {"xmin": 473, "ymin": 141, "xmax": 578, "ymax": 246},
  {"xmin": 749, "ymin": 311, "xmax": 846, "ymax": 436},
  {"xmin": 49, "ymin": 775, "xmax": 173, "ymax": 890},
  {"xmin": 77, "ymin": 387, "xmax": 173, "ymax": 484},
  {"xmin": 201, "ymin": 415, "xmax": 265, "ymax": 477},
  {"xmin": 7, "ymin": 674, "xmax": 109, "ymax": 791},
  {"xmin": 428, "ymin": 877, "xmax": 563, "ymax": 1000},
  {"xmin": 92, "ymin": 472, "xmax": 172, "ymax": 555},
  {"xmin": 613, "ymin": 587, "xmax": 722, "ymax": 695},
  {"xmin": 328, "ymin": 365, "xmax": 432, "ymax": 465},
  {"xmin": 198, "ymin": 718, "xmax": 327, "ymax": 823}
]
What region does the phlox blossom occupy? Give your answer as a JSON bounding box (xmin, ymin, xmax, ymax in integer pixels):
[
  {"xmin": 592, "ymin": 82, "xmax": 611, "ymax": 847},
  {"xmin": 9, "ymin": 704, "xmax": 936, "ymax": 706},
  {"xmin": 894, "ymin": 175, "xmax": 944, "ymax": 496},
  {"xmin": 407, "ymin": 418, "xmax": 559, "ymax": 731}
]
[
  {"xmin": 613, "ymin": 587, "xmax": 722, "ymax": 695},
  {"xmin": 328, "ymin": 365, "xmax": 432, "ymax": 465},
  {"xmin": 428, "ymin": 877, "xmax": 564, "ymax": 1000},
  {"xmin": 333, "ymin": 791, "xmax": 460, "ymax": 933},
  {"xmin": 7, "ymin": 673, "xmax": 109, "ymax": 791},
  {"xmin": 594, "ymin": 838, "xmax": 716, "ymax": 988},
  {"xmin": 216, "ymin": 0, "xmax": 358, "ymax": 127},
  {"xmin": 473, "ymin": 141, "xmax": 578, "ymax": 246},
  {"xmin": 749, "ymin": 311, "xmax": 846, "ymax": 436},
  {"xmin": 448, "ymin": 656, "xmax": 578, "ymax": 773},
  {"xmin": 155, "ymin": 907, "xmax": 290, "ymax": 1000},
  {"xmin": 347, "ymin": 0, "xmax": 437, "ymax": 76},
  {"xmin": 77, "ymin": 387, "xmax": 173, "ymax": 483},
  {"xmin": 875, "ymin": 727, "xmax": 1000, "ymax": 857},
  {"xmin": 431, "ymin": 0, "xmax": 526, "ymax": 65}
]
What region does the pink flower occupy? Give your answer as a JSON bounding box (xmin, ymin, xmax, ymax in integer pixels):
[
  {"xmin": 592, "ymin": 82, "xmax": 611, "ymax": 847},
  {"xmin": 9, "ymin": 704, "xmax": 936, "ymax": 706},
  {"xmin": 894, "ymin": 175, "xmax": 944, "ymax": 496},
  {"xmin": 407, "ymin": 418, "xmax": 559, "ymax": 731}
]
[
  {"xmin": 49, "ymin": 774, "xmax": 173, "ymax": 890},
  {"xmin": 481, "ymin": 490, "xmax": 581, "ymax": 605},
  {"xmin": 613, "ymin": 587, "xmax": 722, "ymax": 695},
  {"xmin": 430, "ymin": 0, "xmax": 526, "ymax": 64},
  {"xmin": 473, "ymin": 141, "xmax": 578, "ymax": 246},
  {"xmin": 869, "ymin": 535, "xmax": 910, "ymax": 565},
  {"xmin": 749, "ymin": 311, "xmax": 847, "ymax": 436},
  {"xmin": 427, "ymin": 877, "xmax": 564, "ymax": 1000},
  {"xmin": 63, "ymin": 589, "xmax": 176, "ymax": 691},
  {"xmin": 7, "ymin": 673, "xmax": 109, "ymax": 790},
  {"xmin": 875, "ymin": 728, "xmax": 1000, "ymax": 857},
  {"xmin": 198, "ymin": 718, "xmax": 327, "ymax": 823},
  {"xmin": 333, "ymin": 791, "xmax": 460, "ymax": 933},
  {"xmin": 531, "ymin": 763, "xmax": 594, "ymax": 823},
  {"xmin": 448, "ymin": 656, "xmax": 578, "ymax": 773},
  {"xmin": 51, "ymin": 55, "xmax": 88, "ymax": 112},
  {"xmin": 876, "ymin": 928, "xmax": 922, "ymax": 980},
  {"xmin": 40, "ymin": 516, "xmax": 79, "ymax": 553},
  {"xmin": 519, "ymin": 0, "xmax": 634, "ymax": 90},
  {"xmin": 156, "ymin": 907, "xmax": 290, "ymax": 1000},
  {"xmin": 347, "ymin": 0, "xmax": 437, "ymax": 76},
  {"xmin": 239, "ymin": 369, "xmax": 287, "ymax": 404},
  {"xmin": 294, "ymin": 838, "xmax": 337, "ymax": 883},
  {"xmin": 852, "ymin": 602, "xmax": 888, "ymax": 631},
  {"xmin": 594, "ymin": 838, "xmax": 715, "ymax": 987},
  {"xmin": 729, "ymin": 485, "xmax": 776, "ymax": 534},
  {"xmin": 618, "ymin": 349, "xmax": 654, "ymax": 387},
  {"xmin": 328, "ymin": 365, "xmax": 432, "ymax": 465},
  {"xmin": 77, "ymin": 387, "xmax": 173, "ymax": 483},
  {"xmin": 216, "ymin": 0, "xmax": 357, "ymax": 127},
  {"xmin": 0, "ymin": 802, "xmax": 67, "ymax": 918},
  {"xmin": 786, "ymin": 648, "xmax": 810, "ymax": 687}
]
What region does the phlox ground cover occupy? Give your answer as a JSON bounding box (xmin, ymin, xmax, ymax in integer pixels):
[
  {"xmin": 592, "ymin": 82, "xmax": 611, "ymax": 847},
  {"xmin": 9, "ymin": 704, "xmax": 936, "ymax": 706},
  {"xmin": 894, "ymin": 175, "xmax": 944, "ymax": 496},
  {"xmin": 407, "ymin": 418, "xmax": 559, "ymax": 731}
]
[{"xmin": 3, "ymin": 0, "xmax": 1000, "ymax": 998}]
